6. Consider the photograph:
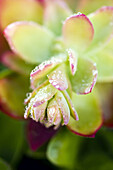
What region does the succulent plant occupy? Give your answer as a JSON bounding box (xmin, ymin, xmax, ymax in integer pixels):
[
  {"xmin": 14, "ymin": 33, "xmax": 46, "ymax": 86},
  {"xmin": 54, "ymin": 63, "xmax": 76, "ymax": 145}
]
[
  {"xmin": 0, "ymin": 0, "xmax": 113, "ymax": 169},
  {"xmin": 2, "ymin": 3, "xmax": 113, "ymax": 138}
]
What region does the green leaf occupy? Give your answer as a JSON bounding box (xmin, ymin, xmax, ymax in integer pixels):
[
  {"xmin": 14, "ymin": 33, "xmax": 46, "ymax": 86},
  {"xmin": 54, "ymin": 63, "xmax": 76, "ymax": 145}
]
[
  {"xmin": 63, "ymin": 13, "xmax": 94, "ymax": 52},
  {"xmin": 0, "ymin": 73, "xmax": 29, "ymax": 118},
  {"xmin": 67, "ymin": 91, "xmax": 103, "ymax": 136},
  {"xmin": 31, "ymin": 84, "xmax": 57, "ymax": 107},
  {"xmin": 47, "ymin": 128, "xmax": 82, "ymax": 168},
  {"xmin": 69, "ymin": 57, "xmax": 97, "ymax": 94},
  {"xmin": 76, "ymin": 129, "xmax": 113, "ymax": 170},
  {"xmin": 0, "ymin": 158, "xmax": 11, "ymax": 170},
  {"xmin": 1, "ymin": 0, "xmax": 43, "ymax": 30},
  {"xmin": 87, "ymin": 6, "xmax": 113, "ymax": 53},
  {"xmin": 4, "ymin": 21, "xmax": 54, "ymax": 63},
  {"xmin": 89, "ymin": 51, "xmax": 113, "ymax": 82},
  {"xmin": 0, "ymin": 113, "xmax": 23, "ymax": 165},
  {"xmin": 44, "ymin": 0, "xmax": 72, "ymax": 35},
  {"xmin": 1, "ymin": 52, "xmax": 34, "ymax": 76}
]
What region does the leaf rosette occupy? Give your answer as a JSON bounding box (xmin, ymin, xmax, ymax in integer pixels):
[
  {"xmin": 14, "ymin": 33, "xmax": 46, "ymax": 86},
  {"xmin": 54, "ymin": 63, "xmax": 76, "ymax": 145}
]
[{"xmin": 1, "ymin": 0, "xmax": 113, "ymax": 138}]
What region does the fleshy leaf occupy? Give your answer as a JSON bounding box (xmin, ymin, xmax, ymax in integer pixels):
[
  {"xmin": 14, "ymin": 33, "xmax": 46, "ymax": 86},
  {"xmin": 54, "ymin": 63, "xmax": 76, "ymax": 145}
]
[
  {"xmin": 24, "ymin": 80, "xmax": 49, "ymax": 105},
  {"xmin": 55, "ymin": 91, "xmax": 70, "ymax": 125},
  {"xmin": 32, "ymin": 102, "xmax": 47, "ymax": 122},
  {"xmin": 87, "ymin": 6, "xmax": 113, "ymax": 53},
  {"xmin": 4, "ymin": 21, "xmax": 54, "ymax": 63},
  {"xmin": 33, "ymin": 84, "xmax": 57, "ymax": 107},
  {"xmin": 44, "ymin": 0, "xmax": 72, "ymax": 35},
  {"xmin": 67, "ymin": 49, "xmax": 78, "ymax": 75},
  {"xmin": 0, "ymin": 73, "xmax": 29, "ymax": 118},
  {"xmin": 0, "ymin": 0, "xmax": 43, "ymax": 30},
  {"xmin": 67, "ymin": 92, "xmax": 103, "ymax": 136},
  {"xmin": 27, "ymin": 119, "xmax": 57, "ymax": 151},
  {"xmin": 30, "ymin": 54, "xmax": 67, "ymax": 89},
  {"xmin": 76, "ymin": 129, "xmax": 113, "ymax": 169},
  {"xmin": 47, "ymin": 128, "xmax": 81, "ymax": 168},
  {"xmin": 62, "ymin": 90, "xmax": 78, "ymax": 120},
  {"xmin": 0, "ymin": 113, "xmax": 23, "ymax": 164},
  {"xmin": 47, "ymin": 98, "xmax": 61, "ymax": 126},
  {"xmin": 63, "ymin": 13, "xmax": 94, "ymax": 52},
  {"xmin": 1, "ymin": 52, "xmax": 34, "ymax": 75},
  {"xmin": 69, "ymin": 57, "xmax": 97, "ymax": 94},
  {"xmin": 48, "ymin": 64, "xmax": 68, "ymax": 91},
  {"xmin": 89, "ymin": 50, "xmax": 113, "ymax": 82}
]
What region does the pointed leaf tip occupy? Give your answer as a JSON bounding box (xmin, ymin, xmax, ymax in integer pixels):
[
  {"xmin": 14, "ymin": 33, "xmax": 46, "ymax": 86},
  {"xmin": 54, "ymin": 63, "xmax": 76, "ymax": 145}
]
[
  {"xmin": 67, "ymin": 49, "xmax": 78, "ymax": 75},
  {"xmin": 27, "ymin": 119, "xmax": 57, "ymax": 151},
  {"xmin": 70, "ymin": 57, "xmax": 98, "ymax": 94}
]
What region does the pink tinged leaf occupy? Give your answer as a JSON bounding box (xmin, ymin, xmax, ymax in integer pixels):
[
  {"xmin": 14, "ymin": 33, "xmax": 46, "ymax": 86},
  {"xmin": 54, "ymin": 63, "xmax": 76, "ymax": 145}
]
[
  {"xmin": 67, "ymin": 49, "xmax": 78, "ymax": 75},
  {"xmin": 30, "ymin": 54, "xmax": 67, "ymax": 89},
  {"xmin": 48, "ymin": 64, "xmax": 68, "ymax": 91},
  {"xmin": 47, "ymin": 98, "xmax": 61, "ymax": 125},
  {"xmin": 27, "ymin": 119, "xmax": 57, "ymax": 151},
  {"xmin": 87, "ymin": 6, "xmax": 113, "ymax": 52},
  {"xmin": 4, "ymin": 21, "xmax": 54, "ymax": 64},
  {"xmin": 55, "ymin": 91, "xmax": 70, "ymax": 125},
  {"xmin": 70, "ymin": 57, "xmax": 98, "ymax": 94},
  {"xmin": 67, "ymin": 92, "xmax": 103, "ymax": 137},
  {"xmin": 33, "ymin": 102, "xmax": 47, "ymax": 122},
  {"xmin": 1, "ymin": 0, "xmax": 43, "ymax": 30},
  {"xmin": 24, "ymin": 80, "xmax": 49, "ymax": 105},
  {"xmin": 33, "ymin": 84, "xmax": 57, "ymax": 107},
  {"xmin": 62, "ymin": 90, "xmax": 79, "ymax": 121},
  {"xmin": 63, "ymin": 13, "xmax": 94, "ymax": 52},
  {"xmin": 24, "ymin": 85, "xmax": 50, "ymax": 120},
  {"xmin": 1, "ymin": 51, "xmax": 34, "ymax": 75}
]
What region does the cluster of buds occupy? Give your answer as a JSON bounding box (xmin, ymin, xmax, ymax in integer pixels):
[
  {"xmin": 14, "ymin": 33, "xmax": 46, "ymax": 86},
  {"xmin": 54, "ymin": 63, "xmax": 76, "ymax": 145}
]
[{"xmin": 24, "ymin": 53, "xmax": 80, "ymax": 129}]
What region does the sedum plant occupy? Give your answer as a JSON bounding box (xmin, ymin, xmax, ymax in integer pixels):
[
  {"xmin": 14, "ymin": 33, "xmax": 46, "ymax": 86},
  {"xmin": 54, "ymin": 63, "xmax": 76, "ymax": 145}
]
[
  {"xmin": 3, "ymin": 3, "xmax": 113, "ymax": 137},
  {"xmin": 0, "ymin": 0, "xmax": 113, "ymax": 169}
]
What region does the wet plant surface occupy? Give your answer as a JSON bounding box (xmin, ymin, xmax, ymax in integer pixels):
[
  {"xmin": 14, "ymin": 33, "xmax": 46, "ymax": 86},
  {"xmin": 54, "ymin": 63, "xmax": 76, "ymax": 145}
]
[{"xmin": 0, "ymin": 0, "xmax": 113, "ymax": 170}]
